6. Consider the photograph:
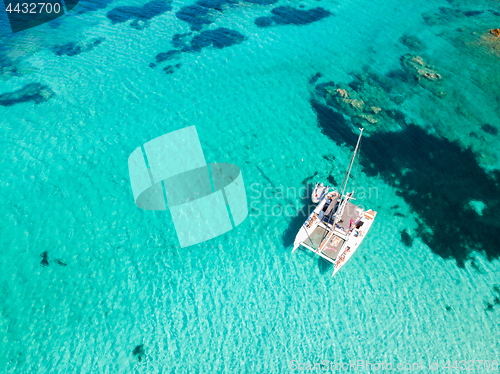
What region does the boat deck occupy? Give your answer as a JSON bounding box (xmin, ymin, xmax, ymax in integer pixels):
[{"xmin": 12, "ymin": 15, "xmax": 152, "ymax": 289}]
[
  {"xmin": 308, "ymin": 226, "xmax": 329, "ymax": 248},
  {"xmin": 304, "ymin": 225, "xmax": 347, "ymax": 262},
  {"xmin": 321, "ymin": 234, "xmax": 345, "ymax": 261},
  {"xmin": 333, "ymin": 201, "xmax": 363, "ymax": 234}
]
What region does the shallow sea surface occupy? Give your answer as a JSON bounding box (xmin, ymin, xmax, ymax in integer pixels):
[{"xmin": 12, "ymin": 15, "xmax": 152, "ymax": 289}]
[{"xmin": 0, "ymin": 0, "xmax": 499, "ymax": 372}]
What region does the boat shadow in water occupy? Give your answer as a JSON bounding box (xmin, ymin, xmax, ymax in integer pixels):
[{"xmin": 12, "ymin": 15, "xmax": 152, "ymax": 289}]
[
  {"xmin": 317, "ymin": 257, "xmax": 334, "ymax": 274},
  {"xmin": 282, "ymin": 182, "xmax": 315, "ymax": 249},
  {"xmin": 311, "ymin": 99, "xmax": 500, "ymax": 267}
]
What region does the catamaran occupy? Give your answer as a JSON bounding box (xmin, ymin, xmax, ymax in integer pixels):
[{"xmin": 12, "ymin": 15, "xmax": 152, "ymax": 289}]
[{"xmin": 292, "ymin": 128, "xmax": 377, "ymax": 276}]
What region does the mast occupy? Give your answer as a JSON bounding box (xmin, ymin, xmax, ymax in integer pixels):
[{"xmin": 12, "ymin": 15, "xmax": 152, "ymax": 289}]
[
  {"xmin": 334, "ymin": 128, "xmax": 363, "ymax": 225},
  {"xmin": 340, "ymin": 128, "xmax": 363, "ymax": 197}
]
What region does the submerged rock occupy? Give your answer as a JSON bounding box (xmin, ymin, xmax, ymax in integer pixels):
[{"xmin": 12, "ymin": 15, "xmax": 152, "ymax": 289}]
[
  {"xmin": 422, "ymin": 7, "xmax": 463, "ymax": 26},
  {"xmin": 309, "ymin": 72, "xmax": 322, "ymax": 84},
  {"xmin": 176, "ymin": 0, "xmax": 278, "ymax": 31},
  {"xmin": 312, "ymin": 67, "xmax": 437, "ymax": 133},
  {"xmin": 0, "ymin": 52, "xmax": 21, "ymax": 79},
  {"xmin": 479, "ymin": 30, "xmax": 500, "ymax": 56},
  {"xmin": 463, "ymin": 10, "xmax": 484, "ymax": 17},
  {"xmin": 333, "ymin": 87, "xmax": 365, "ymax": 110},
  {"xmin": 107, "ymin": 0, "xmax": 172, "ymax": 27},
  {"xmin": 481, "ymin": 124, "xmax": 498, "ymax": 135},
  {"xmin": 155, "ymin": 28, "xmax": 245, "ymax": 64},
  {"xmin": 189, "ymin": 28, "xmax": 245, "ymax": 51},
  {"xmin": 156, "ymin": 50, "xmax": 181, "ymax": 63},
  {"xmin": 133, "ymin": 344, "xmax": 145, "ymax": 361},
  {"xmin": 40, "ymin": 251, "xmax": 49, "ymax": 267},
  {"xmin": 51, "ymin": 37, "xmax": 104, "ymax": 57},
  {"xmin": 0, "ymin": 83, "xmax": 54, "ymax": 107},
  {"xmin": 163, "ymin": 63, "xmax": 181, "ymax": 74},
  {"xmin": 401, "ymin": 54, "xmax": 442, "ymax": 82},
  {"xmin": 399, "ymin": 34, "xmax": 425, "ymax": 51},
  {"xmin": 255, "ymin": 6, "xmax": 331, "ymax": 28},
  {"xmin": 314, "ymin": 80, "xmax": 396, "ymax": 132},
  {"xmin": 490, "ymin": 29, "xmax": 500, "ymax": 37},
  {"xmin": 400, "ymin": 229, "xmax": 413, "ymax": 247}
]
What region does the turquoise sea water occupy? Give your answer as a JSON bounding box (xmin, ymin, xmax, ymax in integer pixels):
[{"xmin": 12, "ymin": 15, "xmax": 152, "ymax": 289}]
[{"xmin": 1, "ymin": 0, "xmax": 500, "ymax": 371}]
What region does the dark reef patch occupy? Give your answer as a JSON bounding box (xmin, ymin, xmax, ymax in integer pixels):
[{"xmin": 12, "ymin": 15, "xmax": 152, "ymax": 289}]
[
  {"xmin": 481, "ymin": 124, "xmax": 498, "ymax": 136},
  {"xmin": 51, "ymin": 38, "xmax": 104, "ymax": 57},
  {"xmin": 155, "ymin": 28, "xmax": 245, "ymax": 63},
  {"xmin": 422, "ymin": 7, "xmax": 463, "ymax": 26},
  {"xmin": 399, "ymin": 34, "xmax": 425, "ymax": 52},
  {"xmin": 107, "ymin": 0, "xmax": 172, "ymax": 28},
  {"xmin": 422, "ymin": 7, "xmax": 486, "ymax": 26},
  {"xmin": 484, "ymin": 284, "xmax": 500, "ymax": 311},
  {"xmin": 176, "ymin": 3, "xmax": 215, "ymax": 31},
  {"xmin": 75, "ymin": 0, "xmax": 114, "ymax": 14},
  {"xmin": 132, "ymin": 344, "xmax": 145, "ymax": 361},
  {"xmin": 0, "ymin": 50, "xmax": 21, "ymax": 79},
  {"xmin": 163, "ymin": 63, "xmax": 181, "ymax": 74},
  {"xmin": 189, "ymin": 28, "xmax": 245, "ymax": 50},
  {"xmin": 485, "ymin": 302, "xmax": 494, "ymax": 312},
  {"xmin": 176, "ymin": 0, "xmax": 278, "ymax": 31},
  {"xmin": 313, "ymin": 72, "xmax": 412, "ymax": 133},
  {"xmin": 327, "ymin": 175, "xmax": 337, "ymax": 185},
  {"xmin": 310, "ymin": 100, "xmax": 359, "ymax": 145},
  {"xmin": 40, "ymin": 252, "xmax": 49, "ymax": 267},
  {"xmin": 400, "ymin": 54, "xmax": 442, "ymax": 88},
  {"xmin": 462, "ymin": 10, "xmax": 483, "ymax": 17},
  {"xmin": 309, "ymin": 72, "xmax": 323, "ymax": 85},
  {"xmin": 0, "ymin": 83, "xmax": 54, "ymax": 107},
  {"xmin": 470, "ymin": 259, "xmax": 483, "ymax": 274},
  {"xmin": 155, "ymin": 50, "xmax": 182, "ymax": 63},
  {"xmin": 255, "ymin": 6, "xmax": 331, "ymax": 28},
  {"xmin": 172, "ymin": 32, "xmax": 193, "ymax": 48},
  {"xmin": 400, "ymin": 229, "xmax": 413, "ymax": 247},
  {"xmin": 311, "ymin": 99, "xmax": 500, "ymax": 267}
]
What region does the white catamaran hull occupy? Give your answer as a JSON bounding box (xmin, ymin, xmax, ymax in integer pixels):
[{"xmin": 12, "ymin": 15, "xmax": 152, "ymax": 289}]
[
  {"xmin": 331, "ymin": 209, "xmax": 376, "ymax": 276},
  {"xmin": 292, "ymin": 195, "xmax": 330, "ymax": 252},
  {"xmin": 291, "ymin": 127, "xmax": 377, "ymax": 276},
  {"xmin": 293, "ymin": 195, "xmax": 377, "ymax": 276}
]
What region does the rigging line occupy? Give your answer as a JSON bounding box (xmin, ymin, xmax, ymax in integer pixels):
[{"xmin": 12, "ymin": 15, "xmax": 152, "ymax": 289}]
[
  {"xmin": 318, "ymin": 129, "xmax": 363, "ymax": 250},
  {"xmin": 339, "ymin": 156, "xmax": 350, "ymax": 197},
  {"xmin": 302, "ymin": 215, "xmax": 317, "ymax": 249},
  {"xmin": 353, "ymin": 137, "xmax": 361, "ymax": 193},
  {"xmin": 340, "ymin": 129, "xmax": 362, "ymax": 197},
  {"xmin": 319, "ymin": 217, "xmax": 331, "ymax": 250}
]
